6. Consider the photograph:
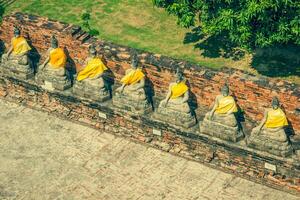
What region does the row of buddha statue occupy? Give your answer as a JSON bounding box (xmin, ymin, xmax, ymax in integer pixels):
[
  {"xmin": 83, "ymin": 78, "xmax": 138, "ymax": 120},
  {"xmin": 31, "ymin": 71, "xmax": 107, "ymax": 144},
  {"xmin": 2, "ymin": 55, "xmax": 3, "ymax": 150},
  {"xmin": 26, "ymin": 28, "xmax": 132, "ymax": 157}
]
[{"xmin": 0, "ymin": 27, "xmax": 295, "ymax": 157}]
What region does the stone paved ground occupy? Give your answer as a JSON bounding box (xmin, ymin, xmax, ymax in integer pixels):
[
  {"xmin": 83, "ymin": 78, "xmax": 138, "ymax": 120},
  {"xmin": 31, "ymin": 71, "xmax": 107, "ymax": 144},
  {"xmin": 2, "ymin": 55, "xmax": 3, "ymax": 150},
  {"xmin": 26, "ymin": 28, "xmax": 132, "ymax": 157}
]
[{"xmin": 0, "ymin": 99, "xmax": 299, "ymax": 200}]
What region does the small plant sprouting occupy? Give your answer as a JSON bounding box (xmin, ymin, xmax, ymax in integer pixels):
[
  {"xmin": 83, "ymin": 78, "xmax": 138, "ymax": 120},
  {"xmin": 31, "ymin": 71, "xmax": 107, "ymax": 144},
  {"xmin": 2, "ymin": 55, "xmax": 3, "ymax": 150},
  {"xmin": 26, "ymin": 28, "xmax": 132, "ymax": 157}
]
[{"xmin": 81, "ymin": 11, "xmax": 99, "ymax": 36}]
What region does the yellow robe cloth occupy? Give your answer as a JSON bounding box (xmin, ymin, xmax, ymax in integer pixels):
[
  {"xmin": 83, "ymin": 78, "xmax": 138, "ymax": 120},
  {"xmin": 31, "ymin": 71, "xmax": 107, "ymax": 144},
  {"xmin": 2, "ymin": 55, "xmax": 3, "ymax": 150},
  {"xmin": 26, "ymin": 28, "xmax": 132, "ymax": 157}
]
[
  {"xmin": 121, "ymin": 68, "xmax": 145, "ymax": 85},
  {"xmin": 49, "ymin": 48, "xmax": 67, "ymax": 69},
  {"xmin": 12, "ymin": 37, "xmax": 31, "ymax": 55},
  {"xmin": 77, "ymin": 58, "xmax": 107, "ymax": 81},
  {"xmin": 215, "ymin": 96, "xmax": 238, "ymax": 114},
  {"xmin": 265, "ymin": 108, "xmax": 288, "ymax": 128},
  {"xmin": 170, "ymin": 81, "xmax": 188, "ymax": 99}
]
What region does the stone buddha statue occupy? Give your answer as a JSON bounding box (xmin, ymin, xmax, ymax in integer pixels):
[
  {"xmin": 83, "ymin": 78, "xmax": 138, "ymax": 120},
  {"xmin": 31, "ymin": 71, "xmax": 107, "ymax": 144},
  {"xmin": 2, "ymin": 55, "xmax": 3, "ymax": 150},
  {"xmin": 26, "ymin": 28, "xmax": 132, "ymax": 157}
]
[
  {"xmin": 0, "ymin": 27, "xmax": 34, "ymax": 79},
  {"xmin": 113, "ymin": 55, "xmax": 151, "ymax": 114},
  {"xmin": 36, "ymin": 35, "xmax": 71, "ymax": 91},
  {"xmin": 153, "ymin": 69, "xmax": 196, "ymax": 128},
  {"xmin": 200, "ymin": 85, "xmax": 243, "ymax": 142},
  {"xmin": 73, "ymin": 45, "xmax": 110, "ymax": 102},
  {"xmin": 246, "ymin": 97, "xmax": 293, "ymax": 157}
]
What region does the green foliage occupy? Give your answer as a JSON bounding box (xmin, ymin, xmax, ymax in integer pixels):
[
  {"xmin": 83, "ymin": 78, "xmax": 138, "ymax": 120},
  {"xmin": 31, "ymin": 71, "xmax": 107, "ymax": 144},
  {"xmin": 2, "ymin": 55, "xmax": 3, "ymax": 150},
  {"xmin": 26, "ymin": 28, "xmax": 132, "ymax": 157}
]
[
  {"xmin": 153, "ymin": 0, "xmax": 300, "ymax": 49},
  {"xmin": 81, "ymin": 11, "xmax": 99, "ymax": 36},
  {"xmin": 0, "ymin": 4, "xmax": 4, "ymax": 23}
]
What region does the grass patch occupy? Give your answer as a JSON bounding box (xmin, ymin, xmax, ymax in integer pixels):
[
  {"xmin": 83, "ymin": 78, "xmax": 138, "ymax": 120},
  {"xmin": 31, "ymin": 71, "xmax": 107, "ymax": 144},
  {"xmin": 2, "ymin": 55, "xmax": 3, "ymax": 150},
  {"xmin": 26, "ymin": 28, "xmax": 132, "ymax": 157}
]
[{"xmin": 3, "ymin": 0, "xmax": 299, "ymax": 83}]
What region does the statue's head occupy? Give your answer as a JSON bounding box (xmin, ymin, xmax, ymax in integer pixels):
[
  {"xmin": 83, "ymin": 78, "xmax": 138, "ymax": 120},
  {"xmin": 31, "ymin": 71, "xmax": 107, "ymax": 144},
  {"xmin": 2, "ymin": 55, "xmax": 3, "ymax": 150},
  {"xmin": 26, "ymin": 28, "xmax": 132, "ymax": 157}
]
[
  {"xmin": 175, "ymin": 68, "xmax": 184, "ymax": 83},
  {"xmin": 131, "ymin": 55, "xmax": 138, "ymax": 69},
  {"xmin": 50, "ymin": 35, "xmax": 58, "ymax": 48},
  {"xmin": 89, "ymin": 45, "xmax": 97, "ymax": 57},
  {"xmin": 14, "ymin": 27, "xmax": 21, "ymax": 37},
  {"xmin": 221, "ymin": 84, "xmax": 230, "ymax": 96},
  {"xmin": 271, "ymin": 97, "xmax": 280, "ymax": 110}
]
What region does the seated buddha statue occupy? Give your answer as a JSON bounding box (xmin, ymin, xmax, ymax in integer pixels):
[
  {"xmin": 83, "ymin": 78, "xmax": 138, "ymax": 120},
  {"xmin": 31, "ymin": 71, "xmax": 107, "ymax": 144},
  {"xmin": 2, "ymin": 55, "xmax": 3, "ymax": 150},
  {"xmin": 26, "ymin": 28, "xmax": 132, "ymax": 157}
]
[
  {"xmin": 36, "ymin": 35, "xmax": 71, "ymax": 91},
  {"xmin": 0, "ymin": 27, "xmax": 34, "ymax": 79},
  {"xmin": 73, "ymin": 45, "xmax": 110, "ymax": 102},
  {"xmin": 200, "ymin": 85, "xmax": 244, "ymax": 142},
  {"xmin": 153, "ymin": 69, "xmax": 196, "ymax": 128},
  {"xmin": 246, "ymin": 97, "xmax": 293, "ymax": 157},
  {"xmin": 113, "ymin": 55, "xmax": 151, "ymax": 114}
]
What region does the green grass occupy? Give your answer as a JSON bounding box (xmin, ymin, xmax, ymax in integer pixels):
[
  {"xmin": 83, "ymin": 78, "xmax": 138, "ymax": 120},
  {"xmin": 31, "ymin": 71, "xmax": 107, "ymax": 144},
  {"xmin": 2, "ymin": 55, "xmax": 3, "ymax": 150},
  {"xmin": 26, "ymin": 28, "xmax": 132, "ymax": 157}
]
[{"xmin": 3, "ymin": 0, "xmax": 300, "ymax": 83}]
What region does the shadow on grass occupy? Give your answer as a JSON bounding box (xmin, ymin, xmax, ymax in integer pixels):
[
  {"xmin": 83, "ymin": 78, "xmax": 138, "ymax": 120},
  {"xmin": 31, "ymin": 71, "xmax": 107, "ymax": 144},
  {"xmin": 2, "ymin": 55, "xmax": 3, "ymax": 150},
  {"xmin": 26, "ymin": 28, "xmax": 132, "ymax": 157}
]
[
  {"xmin": 184, "ymin": 27, "xmax": 300, "ymax": 78},
  {"xmin": 251, "ymin": 44, "xmax": 300, "ymax": 78},
  {"xmin": 184, "ymin": 27, "xmax": 245, "ymax": 61}
]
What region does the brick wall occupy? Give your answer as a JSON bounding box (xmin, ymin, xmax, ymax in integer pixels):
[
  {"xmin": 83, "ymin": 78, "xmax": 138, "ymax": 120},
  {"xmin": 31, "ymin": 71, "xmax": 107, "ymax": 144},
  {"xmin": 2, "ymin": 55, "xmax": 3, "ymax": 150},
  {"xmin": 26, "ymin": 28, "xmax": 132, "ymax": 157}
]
[
  {"xmin": 0, "ymin": 12, "xmax": 299, "ymax": 135},
  {"xmin": 0, "ymin": 77, "xmax": 299, "ymax": 194}
]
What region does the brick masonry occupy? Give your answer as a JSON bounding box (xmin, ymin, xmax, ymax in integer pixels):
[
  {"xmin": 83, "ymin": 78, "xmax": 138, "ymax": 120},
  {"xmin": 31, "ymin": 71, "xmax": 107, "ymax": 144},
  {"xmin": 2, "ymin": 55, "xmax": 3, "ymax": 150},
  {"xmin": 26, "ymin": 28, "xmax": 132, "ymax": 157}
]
[
  {"xmin": 0, "ymin": 13, "xmax": 300, "ymax": 194},
  {"xmin": 0, "ymin": 12, "xmax": 299, "ymax": 136},
  {"xmin": 0, "ymin": 76, "xmax": 299, "ymax": 195}
]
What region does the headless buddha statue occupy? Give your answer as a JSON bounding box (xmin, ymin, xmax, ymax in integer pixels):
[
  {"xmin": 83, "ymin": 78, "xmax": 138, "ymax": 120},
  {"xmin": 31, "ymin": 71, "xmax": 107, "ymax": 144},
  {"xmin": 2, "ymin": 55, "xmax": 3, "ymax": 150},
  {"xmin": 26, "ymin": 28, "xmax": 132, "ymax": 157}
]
[
  {"xmin": 247, "ymin": 97, "xmax": 293, "ymax": 157},
  {"xmin": 36, "ymin": 35, "xmax": 71, "ymax": 91},
  {"xmin": 73, "ymin": 45, "xmax": 110, "ymax": 102},
  {"xmin": 200, "ymin": 85, "xmax": 244, "ymax": 142},
  {"xmin": 0, "ymin": 27, "xmax": 33, "ymax": 79},
  {"xmin": 113, "ymin": 55, "xmax": 151, "ymax": 114},
  {"xmin": 153, "ymin": 70, "xmax": 196, "ymax": 128}
]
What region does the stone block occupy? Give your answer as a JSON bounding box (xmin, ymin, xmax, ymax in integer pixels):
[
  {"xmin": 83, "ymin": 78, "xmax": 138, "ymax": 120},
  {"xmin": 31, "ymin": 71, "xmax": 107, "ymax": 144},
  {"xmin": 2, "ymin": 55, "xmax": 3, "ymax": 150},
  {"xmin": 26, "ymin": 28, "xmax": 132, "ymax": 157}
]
[
  {"xmin": 0, "ymin": 63, "xmax": 34, "ymax": 80},
  {"xmin": 72, "ymin": 81, "xmax": 110, "ymax": 102},
  {"xmin": 35, "ymin": 70, "xmax": 71, "ymax": 91},
  {"xmin": 200, "ymin": 118, "xmax": 244, "ymax": 142},
  {"xmin": 246, "ymin": 135, "xmax": 294, "ymax": 157},
  {"xmin": 112, "ymin": 93, "xmax": 152, "ymax": 115},
  {"xmin": 153, "ymin": 107, "xmax": 196, "ymax": 129}
]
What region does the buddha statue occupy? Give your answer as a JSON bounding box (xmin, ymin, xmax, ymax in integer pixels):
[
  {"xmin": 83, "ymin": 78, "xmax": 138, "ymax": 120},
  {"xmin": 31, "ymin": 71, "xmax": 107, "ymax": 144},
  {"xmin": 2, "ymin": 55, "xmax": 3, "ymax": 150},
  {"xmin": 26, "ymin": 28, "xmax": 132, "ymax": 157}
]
[
  {"xmin": 246, "ymin": 97, "xmax": 293, "ymax": 157},
  {"xmin": 153, "ymin": 69, "xmax": 196, "ymax": 128},
  {"xmin": 36, "ymin": 35, "xmax": 71, "ymax": 91},
  {"xmin": 73, "ymin": 45, "xmax": 110, "ymax": 102},
  {"xmin": 0, "ymin": 27, "xmax": 34, "ymax": 79},
  {"xmin": 200, "ymin": 85, "xmax": 244, "ymax": 142},
  {"xmin": 113, "ymin": 55, "xmax": 151, "ymax": 114}
]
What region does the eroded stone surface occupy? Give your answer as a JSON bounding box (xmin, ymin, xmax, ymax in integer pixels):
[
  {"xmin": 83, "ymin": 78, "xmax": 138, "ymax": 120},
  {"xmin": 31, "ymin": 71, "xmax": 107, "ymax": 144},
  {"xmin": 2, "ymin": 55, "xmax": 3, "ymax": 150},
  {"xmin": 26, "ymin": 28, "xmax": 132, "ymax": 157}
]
[
  {"xmin": 200, "ymin": 117, "xmax": 244, "ymax": 142},
  {"xmin": 0, "ymin": 99, "xmax": 298, "ymax": 200},
  {"xmin": 246, "ymin": 131, "xmax": 294, "ymax": 157},
  {"xmin": 73, "ymin": 79, "xmax": 110, "ymax": 102},
  {"xmin": 36, "ymin": 68, "xmax": 71, "ymax": 91},
  {"xmin": 0, "ymin": 60, "xmax": 34, "ymax": 80},
  {"xmin": 153, "ymin": 105, "xmax": 197, "ymax": 129},
  {"xmin": 113, "ymin": 91, "xmax": 152, "ymax": 115}
]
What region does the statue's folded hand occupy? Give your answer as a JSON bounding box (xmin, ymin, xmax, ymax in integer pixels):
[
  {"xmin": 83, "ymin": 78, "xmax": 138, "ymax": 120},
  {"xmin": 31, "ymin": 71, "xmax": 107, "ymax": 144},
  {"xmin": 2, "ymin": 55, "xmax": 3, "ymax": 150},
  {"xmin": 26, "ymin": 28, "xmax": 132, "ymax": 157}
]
[
  {"xmin": 116, "ymin": 87, "xmax": 123, "ymax": 93},
  {"xmin": 252, "ymin": 127, "xmax": 260, "ymax": 135}
]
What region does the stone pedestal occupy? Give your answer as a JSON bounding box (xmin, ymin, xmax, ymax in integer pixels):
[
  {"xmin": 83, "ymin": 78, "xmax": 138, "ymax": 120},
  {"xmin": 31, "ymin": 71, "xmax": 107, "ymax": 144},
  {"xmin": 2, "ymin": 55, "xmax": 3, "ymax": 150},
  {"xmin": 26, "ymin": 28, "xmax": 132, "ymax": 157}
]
[
  {"xmin": 36, "ymin": 69, "xmax": 71, "ymax": 91},
  {"xmin": 73, "ymin": 79, "xmax": 110, "ymax": 102},
  {"xmin": 0, "ymin": 59, "xmax": 34, "ymax": 80},
  {"xmin": 200, "ymin": 114, "xmax": 244, "ymax": 142},
  {"xmin": 153, "ymin": 103, "xmax": 196, "ymax": 129},
  {"xmin": 290, "ymin": 135, "xmax": 300, "ymax": 151},
  {"xmin": 246, "ymin": 129, "xmax": 294, "ymax": 157},
  {"xmin": 113, "ymin": 88, "xmax": 151, "ymax": 115}
]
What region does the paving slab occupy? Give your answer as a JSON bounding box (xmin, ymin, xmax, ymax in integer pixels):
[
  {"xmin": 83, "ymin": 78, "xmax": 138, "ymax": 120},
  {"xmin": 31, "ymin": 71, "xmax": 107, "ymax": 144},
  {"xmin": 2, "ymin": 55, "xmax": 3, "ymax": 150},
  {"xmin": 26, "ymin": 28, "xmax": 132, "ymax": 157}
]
[{"xmin": 0, "ymin": 99, "xmax": 298, "ymax": 200}]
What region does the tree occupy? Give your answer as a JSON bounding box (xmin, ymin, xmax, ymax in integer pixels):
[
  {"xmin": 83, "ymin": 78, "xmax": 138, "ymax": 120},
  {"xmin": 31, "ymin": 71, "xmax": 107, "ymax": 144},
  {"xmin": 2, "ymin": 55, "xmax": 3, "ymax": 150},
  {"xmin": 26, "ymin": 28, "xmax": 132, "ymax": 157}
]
[{"xmin": 153, "ymin": 0, "xmax": 300, "ymax": 50}]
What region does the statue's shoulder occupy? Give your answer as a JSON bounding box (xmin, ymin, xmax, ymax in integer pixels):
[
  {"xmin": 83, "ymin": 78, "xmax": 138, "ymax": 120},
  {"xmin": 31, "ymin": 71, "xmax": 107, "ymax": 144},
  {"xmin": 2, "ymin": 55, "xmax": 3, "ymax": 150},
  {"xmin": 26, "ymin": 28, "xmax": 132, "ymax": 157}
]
[
  {"xmin": 216, "ymin": 94, "xmax": 223, "ymax": 100},
  {"xmin": 86, "ymin": 56, "xmax": 93, "ymax": 61},
  {"xmin": 48, "ymin": 47, "xmax": 54, "ymax": 52},
  {"xmin": 125, "ymin": 68, "xmax": 133, "ymax": 74},
  {"xmin": 169, "ymin": 82, "xmax": 177, "ymax": 88},
  {"xmin": 265, "ymin": 108, "xmax": 272, "ymax": 114},
  {"xmin": 229, "ymin": 95, "xmax": 236, "ymax": 101}
]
